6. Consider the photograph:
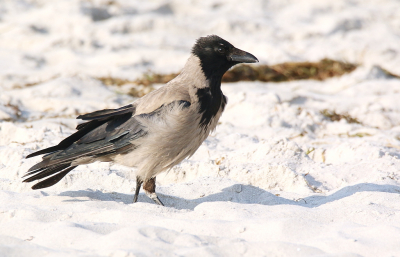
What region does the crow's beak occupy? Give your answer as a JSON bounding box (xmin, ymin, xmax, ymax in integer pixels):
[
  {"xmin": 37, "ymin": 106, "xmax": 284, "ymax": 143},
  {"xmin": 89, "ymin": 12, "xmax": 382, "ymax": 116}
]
[{"xmin": 229, "ymin": 48, "xmax": 259, "ymax": 63}]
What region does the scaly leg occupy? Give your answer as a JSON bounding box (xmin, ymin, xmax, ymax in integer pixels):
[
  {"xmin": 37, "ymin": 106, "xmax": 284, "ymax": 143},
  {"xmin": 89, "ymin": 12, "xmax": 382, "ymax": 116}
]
[
  {"xmin": 143, "ymin": 177, "xmax": 164, "ymax": 206},
  {"xmin": 133, "ymin": 176, "xmax": 143, "ymax": 203}
]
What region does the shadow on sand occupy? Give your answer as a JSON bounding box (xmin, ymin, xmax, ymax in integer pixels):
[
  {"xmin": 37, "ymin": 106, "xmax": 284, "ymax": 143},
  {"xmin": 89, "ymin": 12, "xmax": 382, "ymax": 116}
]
[{"xmin": 59, "ymin": 182, "xmax": 400, "ymax": 210}]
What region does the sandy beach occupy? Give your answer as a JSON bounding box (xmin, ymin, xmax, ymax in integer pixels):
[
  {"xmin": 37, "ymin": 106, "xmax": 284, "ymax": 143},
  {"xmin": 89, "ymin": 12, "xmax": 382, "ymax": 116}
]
[{"xmin": 1, "ymin": 0, "xmax": 400, "ymax": 256}]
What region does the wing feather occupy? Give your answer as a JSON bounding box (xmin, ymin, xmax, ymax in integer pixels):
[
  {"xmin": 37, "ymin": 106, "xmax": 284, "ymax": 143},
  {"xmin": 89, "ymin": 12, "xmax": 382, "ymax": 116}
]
[
  {"xmin": 24, "ymin": 100, "xmax": 190, "ymax": 189},
  {"xmin": 77, "ymin": 104, "xmax": 135, "ymax": 120}
]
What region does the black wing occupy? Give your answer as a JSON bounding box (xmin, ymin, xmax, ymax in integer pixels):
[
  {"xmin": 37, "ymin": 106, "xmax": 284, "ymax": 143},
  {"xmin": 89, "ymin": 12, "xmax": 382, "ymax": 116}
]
[
  {"xmin": 26, "ymin": 104, "xmax": 136, "ymax": 158},
  {"xmin": 23, "ymin": 101, "xmax": 191, "ymax": 190},
  {"xmin": 24, "ymin": 104, "xmax": 143, "ymax": 189},
  {"xmin": 77, "ymin": 104, "xmax": 136, "ymax": 121}
]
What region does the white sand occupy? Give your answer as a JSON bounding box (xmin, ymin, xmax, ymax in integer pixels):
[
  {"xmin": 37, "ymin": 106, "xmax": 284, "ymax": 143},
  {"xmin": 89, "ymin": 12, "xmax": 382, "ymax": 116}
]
[{"xmin": 1, "ymin": 0, "xmax": 400, "ymax": 256}]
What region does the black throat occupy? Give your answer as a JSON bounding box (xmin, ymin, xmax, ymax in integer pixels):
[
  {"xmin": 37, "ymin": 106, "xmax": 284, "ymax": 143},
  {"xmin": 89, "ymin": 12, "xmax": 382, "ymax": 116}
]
[{"xmin": 196, "ymin": 73, "xmax": 227, "ymax": 128}]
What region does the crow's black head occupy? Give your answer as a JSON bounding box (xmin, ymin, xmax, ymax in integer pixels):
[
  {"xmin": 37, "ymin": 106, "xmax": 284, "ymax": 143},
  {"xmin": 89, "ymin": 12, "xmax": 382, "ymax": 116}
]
[{"xmin": 192, "ymin": 35, "xmax": 258, "ymax": 80}]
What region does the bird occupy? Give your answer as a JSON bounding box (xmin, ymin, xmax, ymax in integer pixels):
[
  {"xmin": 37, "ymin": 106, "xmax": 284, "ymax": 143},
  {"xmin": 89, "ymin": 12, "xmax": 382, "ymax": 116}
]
[{"xmin": 23, "ymin": 35, "xmax": 258, "ymax": 206}]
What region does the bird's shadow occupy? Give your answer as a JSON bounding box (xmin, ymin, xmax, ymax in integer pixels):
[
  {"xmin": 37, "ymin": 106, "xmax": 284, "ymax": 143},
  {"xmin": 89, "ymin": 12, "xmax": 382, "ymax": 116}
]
[{"xmin": 59, "ymin": 182, "xmax": 400, "ymax": 210}]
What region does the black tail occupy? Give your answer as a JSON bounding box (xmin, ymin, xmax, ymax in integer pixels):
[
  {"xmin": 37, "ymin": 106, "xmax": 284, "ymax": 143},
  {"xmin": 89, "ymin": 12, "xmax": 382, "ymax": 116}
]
[
  {"xmin": 23, "ymin": 104, "xmax": 138, "ymax": 189},
  {"xmin": 31, "ymin": 167, "xmax": 76, "ymax": 190},
  {"xmin": 23, "ymin": 161, "xmax": 77, "ymax": 190}
]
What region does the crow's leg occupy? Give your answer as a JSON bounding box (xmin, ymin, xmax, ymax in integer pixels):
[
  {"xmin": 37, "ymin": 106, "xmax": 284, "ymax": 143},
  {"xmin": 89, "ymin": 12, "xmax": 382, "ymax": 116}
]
[
  {"xmin": 133, "ymin": 176, "xmax": 143, "ymax": 203},
  {"xmin": 143, "ymin": 177, "xmax": 164, "ymax": 206}
]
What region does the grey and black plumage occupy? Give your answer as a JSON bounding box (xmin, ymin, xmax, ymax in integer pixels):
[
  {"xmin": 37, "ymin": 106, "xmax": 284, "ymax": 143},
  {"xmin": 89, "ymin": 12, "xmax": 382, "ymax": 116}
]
[{"xmin": 24, "ymin": 35, "xmax": 258, "ymax": 206}]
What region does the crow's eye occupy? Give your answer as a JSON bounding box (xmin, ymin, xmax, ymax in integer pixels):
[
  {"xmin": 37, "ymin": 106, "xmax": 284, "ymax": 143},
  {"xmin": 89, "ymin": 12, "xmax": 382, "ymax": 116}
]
[{"xmin": 217, "ymin": 47, "xmax": 226, "ymax": 54}]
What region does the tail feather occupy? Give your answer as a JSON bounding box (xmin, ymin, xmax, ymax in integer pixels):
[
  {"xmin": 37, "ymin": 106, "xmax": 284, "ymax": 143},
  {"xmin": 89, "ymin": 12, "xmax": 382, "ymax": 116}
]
[
  {"xmin": 23, "ymin": 167, "xmax": 46, "ymax": 179},
  {"xmin": 31, "ymin": 166, "xmax": 76, "ymax": 190},
  {"xmin": 24, "ymin": 104, "xmax": 140, "ymax": 189},
  {"xmin": 23, "ymin": 163, "xmax": 71, "ymax": 183},
  {"xmin": 25, "ymin": 158, "xmax": 51, "ymax": 173}
]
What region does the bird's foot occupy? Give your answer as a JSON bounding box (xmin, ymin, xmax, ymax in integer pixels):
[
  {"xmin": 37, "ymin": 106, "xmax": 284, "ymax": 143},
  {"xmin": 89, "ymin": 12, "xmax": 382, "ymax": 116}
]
[
  {"xmin": 145, "ymin": 191, "xmax": 164, "ymax": 206},
  {"xmin": 143, "ymin": 177, "xmax": 164, "ymax": 206},
  {"xmin": 133, "ymin": 176, "xmax": 143, "ymax": 203}
]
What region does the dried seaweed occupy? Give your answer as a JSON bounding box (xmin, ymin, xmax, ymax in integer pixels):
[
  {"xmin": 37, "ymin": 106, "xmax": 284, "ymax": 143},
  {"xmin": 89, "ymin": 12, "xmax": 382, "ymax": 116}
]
[
  {"xmin": 320, "ymin": 109, "xmax": 360, "ymax": 124},
  {"xmin": 222, "ymin": 58, "xmax": 357, "ymax": 83}
]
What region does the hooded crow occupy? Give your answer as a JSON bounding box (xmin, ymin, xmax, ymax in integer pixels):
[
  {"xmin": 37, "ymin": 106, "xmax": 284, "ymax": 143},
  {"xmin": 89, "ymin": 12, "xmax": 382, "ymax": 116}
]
[{"xmin": 23, "ymin": 35, "xmax": 258, "ymax": 206}]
